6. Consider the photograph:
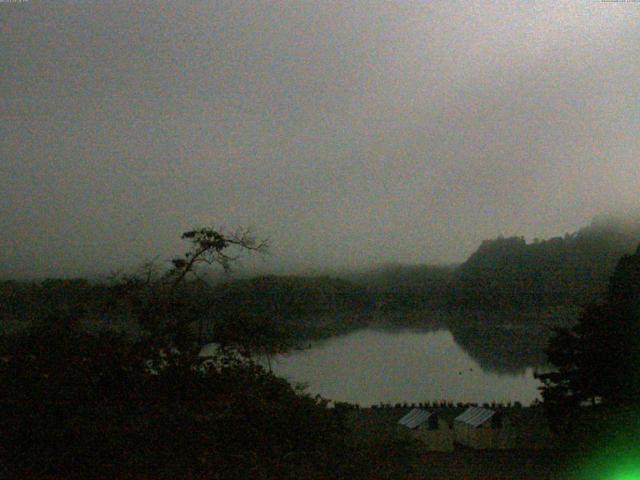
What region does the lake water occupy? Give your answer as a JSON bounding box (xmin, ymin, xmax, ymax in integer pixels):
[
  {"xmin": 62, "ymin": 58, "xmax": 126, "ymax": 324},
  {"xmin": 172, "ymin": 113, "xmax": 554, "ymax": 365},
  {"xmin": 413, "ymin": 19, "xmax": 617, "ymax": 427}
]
[{"xmin": 268, "ymin": 327, "xmax": 545, "ymax": 406}]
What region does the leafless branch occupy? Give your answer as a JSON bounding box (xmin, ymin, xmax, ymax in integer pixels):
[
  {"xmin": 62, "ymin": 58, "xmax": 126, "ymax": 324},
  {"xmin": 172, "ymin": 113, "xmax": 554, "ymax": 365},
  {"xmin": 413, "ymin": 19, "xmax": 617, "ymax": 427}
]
[{"xmin": 168, "ymin": 226, "xmax": 268, "ymax": 291}]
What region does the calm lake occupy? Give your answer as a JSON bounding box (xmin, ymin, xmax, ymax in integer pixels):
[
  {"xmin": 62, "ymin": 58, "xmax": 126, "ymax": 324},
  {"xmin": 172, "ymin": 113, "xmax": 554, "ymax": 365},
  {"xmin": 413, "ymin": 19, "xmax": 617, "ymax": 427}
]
[{"xmin": 268, "ymin": 327, "xmax": 546, "ymax": 406}]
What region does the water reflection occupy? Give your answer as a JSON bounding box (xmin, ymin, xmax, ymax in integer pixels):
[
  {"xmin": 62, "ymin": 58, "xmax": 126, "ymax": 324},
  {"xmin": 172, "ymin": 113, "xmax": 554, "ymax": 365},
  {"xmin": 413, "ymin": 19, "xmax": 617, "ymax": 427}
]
[
  {"xmin": 447, "ymin": 322, "xmax": 551, "ymax": 375},
  {"xmin": 271, "ymin": 327, "xmax": 544, "ymax": 406}
]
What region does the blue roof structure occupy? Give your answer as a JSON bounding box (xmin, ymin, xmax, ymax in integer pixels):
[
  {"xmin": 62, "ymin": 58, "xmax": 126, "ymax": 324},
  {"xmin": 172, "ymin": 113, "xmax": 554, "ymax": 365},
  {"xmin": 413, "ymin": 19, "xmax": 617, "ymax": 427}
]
[
  {"xmin": 454, "ymin": 407, "xmax": 495, "ymax": 427},
  {"xmin": 398, "ymin": 408, "xmax": 432, "ymax": 429}
]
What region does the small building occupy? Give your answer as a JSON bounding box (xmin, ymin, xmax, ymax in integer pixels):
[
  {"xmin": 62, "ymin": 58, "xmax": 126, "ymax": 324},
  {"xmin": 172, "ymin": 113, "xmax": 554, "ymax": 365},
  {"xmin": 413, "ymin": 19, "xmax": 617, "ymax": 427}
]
[
  {"xmin": 398, "ymin": 408, "xmax": 453, "ymax": 452},
  {"xmin": 453, "ymin": 406, "xmax": 515, "ymax": 449}
]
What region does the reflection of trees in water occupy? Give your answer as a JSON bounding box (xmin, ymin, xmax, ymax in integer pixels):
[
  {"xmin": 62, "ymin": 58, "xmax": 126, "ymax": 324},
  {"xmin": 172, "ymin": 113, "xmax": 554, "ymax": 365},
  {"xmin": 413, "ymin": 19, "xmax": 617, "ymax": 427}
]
[
  {"xmin": 275, "ymin": 309, "xmax": 572, "ymax": 375},
  {"xmin": 371, "ymin": 313, "xmax": 553, "ymax": 375},
  {"xmin": 369, "ymin": 310, "xmax": 449, "ymax": 335},
  {"xmin": 366, "ymin": 309, "xmax": 572, "ymax": 375},
  {"xmin": 447, "ymin": 320, "xmax": 551, "ymax": 375},
  {"xmin": 298, "ymin": 311, "xmax": 450, "ymax": 349}
]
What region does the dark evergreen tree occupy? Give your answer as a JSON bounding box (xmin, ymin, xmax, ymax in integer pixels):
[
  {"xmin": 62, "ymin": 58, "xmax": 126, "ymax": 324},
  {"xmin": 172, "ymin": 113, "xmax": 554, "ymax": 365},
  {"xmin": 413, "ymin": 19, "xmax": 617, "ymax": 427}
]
[{"xmin": 537, "ymin": 243, "xmax": 640, "ymax": 425}]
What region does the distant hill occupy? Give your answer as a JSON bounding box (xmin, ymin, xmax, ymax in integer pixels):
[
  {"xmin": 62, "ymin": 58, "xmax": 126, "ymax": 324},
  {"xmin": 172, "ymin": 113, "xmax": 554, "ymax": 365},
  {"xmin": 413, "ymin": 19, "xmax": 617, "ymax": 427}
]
[
  {"xmin": 452, "ymin": 215, "xmax": 640, "ymax": 308},
  {"xmin": 341, "ymin": 215, "xmax": 640, "ymax": 311}
]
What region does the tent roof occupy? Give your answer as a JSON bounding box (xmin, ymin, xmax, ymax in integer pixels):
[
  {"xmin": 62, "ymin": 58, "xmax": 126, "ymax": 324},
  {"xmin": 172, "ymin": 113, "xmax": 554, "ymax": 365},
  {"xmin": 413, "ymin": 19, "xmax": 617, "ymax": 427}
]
[
  {"xmin": 455, "ymin": 407, "xmax": 495, "ymax": 427},
  {"xmin": 398, "ymin": 408, "xmax": 432, "ymax": 429}
]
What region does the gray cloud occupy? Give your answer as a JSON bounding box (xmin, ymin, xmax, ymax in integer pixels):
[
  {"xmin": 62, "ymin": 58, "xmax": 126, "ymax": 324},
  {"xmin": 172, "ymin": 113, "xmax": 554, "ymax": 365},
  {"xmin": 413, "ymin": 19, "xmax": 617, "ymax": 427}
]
[{"xmin": 1, "ymin": 1, "xmax": 639, "ymax": 277}]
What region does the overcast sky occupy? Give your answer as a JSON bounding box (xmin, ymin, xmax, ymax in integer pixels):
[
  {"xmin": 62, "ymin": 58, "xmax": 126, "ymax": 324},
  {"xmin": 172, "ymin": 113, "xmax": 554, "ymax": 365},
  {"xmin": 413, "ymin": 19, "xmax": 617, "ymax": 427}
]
[{"xmin": 1, "ymin": 1, "xmax": 639, "ymax": 278}]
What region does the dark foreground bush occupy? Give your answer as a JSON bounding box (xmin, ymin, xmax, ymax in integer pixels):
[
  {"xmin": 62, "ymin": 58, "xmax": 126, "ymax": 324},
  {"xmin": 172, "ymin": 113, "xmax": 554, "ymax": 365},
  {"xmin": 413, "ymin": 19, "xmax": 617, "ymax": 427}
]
[{"xmin": 0, "ymin": 316, "xmax": 414, "ymax": 479}]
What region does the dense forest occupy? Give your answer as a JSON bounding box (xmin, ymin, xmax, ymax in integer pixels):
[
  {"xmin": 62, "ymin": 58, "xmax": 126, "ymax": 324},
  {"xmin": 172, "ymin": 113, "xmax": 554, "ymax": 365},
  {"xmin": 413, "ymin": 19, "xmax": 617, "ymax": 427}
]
[
  {"xmin": 452, "ymin": 216, "xmax": 640, "ymax": 309},
  {"xmin": 348, "ymin": 216, "xmax": 640, "ymax": 310}
]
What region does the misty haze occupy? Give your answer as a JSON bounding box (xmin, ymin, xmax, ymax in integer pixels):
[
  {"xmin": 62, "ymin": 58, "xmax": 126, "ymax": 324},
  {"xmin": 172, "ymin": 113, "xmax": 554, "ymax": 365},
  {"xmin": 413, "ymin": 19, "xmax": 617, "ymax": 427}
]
[{"xmin": 2, "ymin": 2, "xmax": 640, "ymax": 479}]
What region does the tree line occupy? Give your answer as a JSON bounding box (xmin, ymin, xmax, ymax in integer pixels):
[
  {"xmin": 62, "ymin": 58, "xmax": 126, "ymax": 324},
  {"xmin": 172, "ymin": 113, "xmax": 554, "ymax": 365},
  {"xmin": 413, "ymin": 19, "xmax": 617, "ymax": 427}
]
[
  {"xmin": 3, "ymin": 216, "xmax": 640, "ymax": 335},
  {"xmin": 349, "ymin": 215, "xmax": 640, "ymax": 311}
]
